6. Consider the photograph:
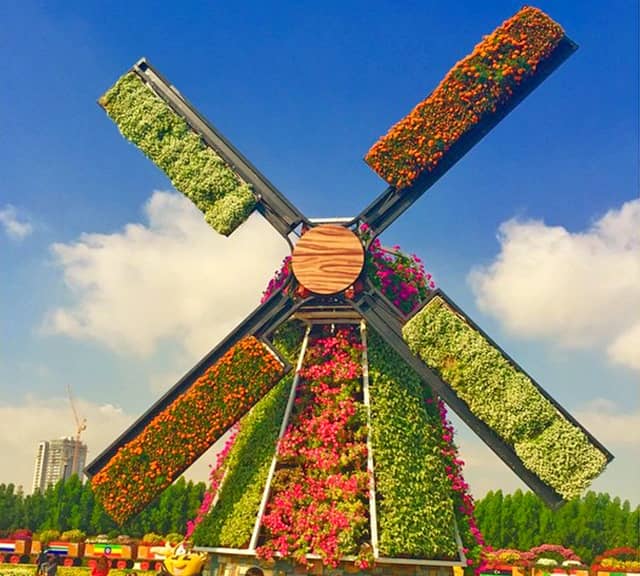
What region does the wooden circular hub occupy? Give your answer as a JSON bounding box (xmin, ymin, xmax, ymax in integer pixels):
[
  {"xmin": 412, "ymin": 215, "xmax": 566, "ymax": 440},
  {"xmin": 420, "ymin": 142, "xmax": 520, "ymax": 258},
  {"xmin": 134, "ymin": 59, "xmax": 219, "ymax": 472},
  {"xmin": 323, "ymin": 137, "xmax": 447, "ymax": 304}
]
[{"xmin": 291, "ymin": 225, "xmax": 364, "ymax": 295}]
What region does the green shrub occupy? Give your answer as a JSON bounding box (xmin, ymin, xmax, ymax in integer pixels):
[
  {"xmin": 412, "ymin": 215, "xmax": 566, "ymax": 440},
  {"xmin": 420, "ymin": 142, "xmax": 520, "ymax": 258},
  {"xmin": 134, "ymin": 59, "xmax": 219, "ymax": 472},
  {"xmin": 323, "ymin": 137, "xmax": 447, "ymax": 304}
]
[
  {"xmin": 60, "ymin": 530, "xmax": 85, "ymax": 543},
  {"xmin": 270, "ymin": 319, "xmax": 306, "ymax": 364},
  {"xmin": 141, "ymin": 532, "xmax": 164, "ymax": 545},
  {"xmin": 37, "ymin": 529, "xmax": 60, "ymax": 545},
  {"xmin": 164, "ymin": 533, "xmax": 183, "ymax": 545}
]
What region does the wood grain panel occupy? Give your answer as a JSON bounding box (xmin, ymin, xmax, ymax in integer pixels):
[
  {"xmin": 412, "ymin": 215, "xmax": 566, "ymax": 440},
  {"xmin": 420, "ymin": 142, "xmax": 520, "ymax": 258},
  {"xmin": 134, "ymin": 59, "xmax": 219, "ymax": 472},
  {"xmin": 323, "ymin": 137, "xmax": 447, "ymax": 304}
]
[{"xmin": 291, "ymin": 225, "xmax": 364, "ymax": 295}]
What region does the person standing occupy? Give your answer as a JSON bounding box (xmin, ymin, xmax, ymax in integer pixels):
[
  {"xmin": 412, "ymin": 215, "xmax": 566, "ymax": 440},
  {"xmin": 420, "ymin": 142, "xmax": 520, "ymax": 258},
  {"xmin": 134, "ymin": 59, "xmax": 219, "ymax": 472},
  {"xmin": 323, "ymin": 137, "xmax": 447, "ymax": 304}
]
[
  {"xmin": 35, "ymin": 550, "xmax": 48, "ymax": 576},
  {"xmin": 44, "ymin": 555, "xmax": 58, "ymax": 576},
  {"xmin": 91, "ymin": 555, "xmax": 111, "ymax": 576}
]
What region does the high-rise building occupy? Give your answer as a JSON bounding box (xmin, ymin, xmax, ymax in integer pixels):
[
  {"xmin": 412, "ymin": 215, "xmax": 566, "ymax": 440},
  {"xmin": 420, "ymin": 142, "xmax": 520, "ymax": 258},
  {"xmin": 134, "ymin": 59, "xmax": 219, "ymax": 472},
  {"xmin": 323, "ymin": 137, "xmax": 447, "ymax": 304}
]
[{"xmin": 31, "ymin": 437, "xmax": 87, "ymax": 493}]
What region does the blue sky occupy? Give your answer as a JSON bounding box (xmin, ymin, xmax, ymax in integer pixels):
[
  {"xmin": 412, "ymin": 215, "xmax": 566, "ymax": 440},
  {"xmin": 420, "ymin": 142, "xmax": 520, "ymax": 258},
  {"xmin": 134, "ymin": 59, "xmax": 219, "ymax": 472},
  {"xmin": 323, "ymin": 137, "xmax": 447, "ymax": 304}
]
[{"xmin": 1, "ymin": 1, "xmax": 638, "ymax": 505}]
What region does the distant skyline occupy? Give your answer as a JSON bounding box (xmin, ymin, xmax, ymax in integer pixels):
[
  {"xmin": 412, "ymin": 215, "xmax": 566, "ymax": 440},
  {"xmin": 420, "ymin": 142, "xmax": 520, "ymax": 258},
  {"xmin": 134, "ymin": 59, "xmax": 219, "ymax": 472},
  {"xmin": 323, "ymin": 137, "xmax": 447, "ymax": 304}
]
[
  {"xmin": 31, "ymin": 437, "xmax": 88, "ymax": 494},
  {"xmin": 1, "ymin": 1, "xmax": 638, "ymax": 506}
]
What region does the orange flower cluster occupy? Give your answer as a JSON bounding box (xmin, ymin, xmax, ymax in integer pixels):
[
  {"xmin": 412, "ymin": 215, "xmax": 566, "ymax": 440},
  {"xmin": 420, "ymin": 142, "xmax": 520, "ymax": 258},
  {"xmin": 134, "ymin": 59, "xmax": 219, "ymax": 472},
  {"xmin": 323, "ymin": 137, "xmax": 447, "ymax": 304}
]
[
  {"xmin": 365, "ymin": 7, "xmax": 564, "ymax": 189},
  {"xmin": 91, "ymin": 336, "xmax": 284, "ymax": 524}
]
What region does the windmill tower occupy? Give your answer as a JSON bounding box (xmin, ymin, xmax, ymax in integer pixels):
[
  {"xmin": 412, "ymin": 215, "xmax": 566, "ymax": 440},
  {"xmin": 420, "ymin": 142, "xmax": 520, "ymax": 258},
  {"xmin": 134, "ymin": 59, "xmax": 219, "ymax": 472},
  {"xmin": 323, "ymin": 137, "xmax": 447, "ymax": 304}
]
[{"xmin": 86, "ymin": 7, "xmax": 612, "ymax": 575}]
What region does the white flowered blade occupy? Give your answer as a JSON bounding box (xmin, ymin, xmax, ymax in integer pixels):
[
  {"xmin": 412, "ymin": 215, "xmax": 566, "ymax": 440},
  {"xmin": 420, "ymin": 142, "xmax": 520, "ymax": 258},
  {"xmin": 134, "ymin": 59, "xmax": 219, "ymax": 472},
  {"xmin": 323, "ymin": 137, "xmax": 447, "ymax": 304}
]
[{"xmin": 402, "ymin": 292, "xmax": 612, "ymax": 502}]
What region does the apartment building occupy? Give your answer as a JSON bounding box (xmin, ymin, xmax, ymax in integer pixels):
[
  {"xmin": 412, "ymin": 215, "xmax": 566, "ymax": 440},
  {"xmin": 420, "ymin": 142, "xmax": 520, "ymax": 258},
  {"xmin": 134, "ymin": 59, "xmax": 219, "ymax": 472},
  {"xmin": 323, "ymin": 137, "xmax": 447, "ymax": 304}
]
[{"xmin": 31, "ymin": 437, "xmax": 87, "ymax": 493}]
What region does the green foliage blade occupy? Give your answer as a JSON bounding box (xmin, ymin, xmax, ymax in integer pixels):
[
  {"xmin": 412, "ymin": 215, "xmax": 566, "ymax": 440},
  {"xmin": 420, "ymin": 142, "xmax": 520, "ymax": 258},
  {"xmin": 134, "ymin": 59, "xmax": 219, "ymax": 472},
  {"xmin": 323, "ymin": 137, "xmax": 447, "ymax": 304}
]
[{"xmin": 100, "ymin": 72, "xmax": 256, "ymax": 236}]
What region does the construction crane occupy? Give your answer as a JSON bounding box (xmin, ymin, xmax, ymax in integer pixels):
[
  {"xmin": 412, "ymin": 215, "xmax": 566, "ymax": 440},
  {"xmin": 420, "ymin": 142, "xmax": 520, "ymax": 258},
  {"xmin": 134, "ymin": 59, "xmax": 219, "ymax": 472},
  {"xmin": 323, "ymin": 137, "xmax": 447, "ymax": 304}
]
[{"xmin": 67, "ymin": 384, "xmax": 87, "ymax": 478}]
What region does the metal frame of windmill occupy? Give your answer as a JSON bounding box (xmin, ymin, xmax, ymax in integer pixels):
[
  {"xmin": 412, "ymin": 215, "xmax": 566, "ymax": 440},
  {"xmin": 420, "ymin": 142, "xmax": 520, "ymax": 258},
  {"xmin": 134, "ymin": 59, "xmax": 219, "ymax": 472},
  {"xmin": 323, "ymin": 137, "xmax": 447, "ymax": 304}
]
[{"xmin": 86, "ymin": 7, "xmax": 613, "ymax": 576}]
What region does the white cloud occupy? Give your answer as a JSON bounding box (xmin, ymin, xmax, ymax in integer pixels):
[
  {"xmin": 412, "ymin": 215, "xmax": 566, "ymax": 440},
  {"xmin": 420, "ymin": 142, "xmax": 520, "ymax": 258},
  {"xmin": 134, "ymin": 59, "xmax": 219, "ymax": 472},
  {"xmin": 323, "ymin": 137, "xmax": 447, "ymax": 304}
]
[
  {"xmin": 15, "ymin": 191, "xmax": 289, "ymax": 495},
  {"xmin": 469, "ymin": 199, "xmax": 640, "ymax": 372},
  {"xmin": 43, "ymin": 191, "xmax": 289, "ymax": 358},
  {"xmin": 573, "ymin": 398, "xmax": 640, "ymax": 447},
  {"xmin": 0, "ymin": 396, "xmax": 134, "ymax": 493},
  {"xmin": 0, "ymin": 395, "xmax": 226, "ymax": 493},
  {"xmin": 0, "ymin": 204, "xmax": 33, "ymax": 240},
  {"xmin": 608, "ymin": 322, "xmax": 640, "ymax": 372}
]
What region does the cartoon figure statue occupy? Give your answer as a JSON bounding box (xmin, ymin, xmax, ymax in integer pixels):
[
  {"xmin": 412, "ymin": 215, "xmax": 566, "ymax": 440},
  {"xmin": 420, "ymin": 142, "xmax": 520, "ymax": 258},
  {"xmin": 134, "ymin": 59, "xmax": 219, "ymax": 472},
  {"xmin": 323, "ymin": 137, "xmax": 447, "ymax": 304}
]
[{"xmin": 151, "ymin": 542, "xmax": 206, "ymax": 576}]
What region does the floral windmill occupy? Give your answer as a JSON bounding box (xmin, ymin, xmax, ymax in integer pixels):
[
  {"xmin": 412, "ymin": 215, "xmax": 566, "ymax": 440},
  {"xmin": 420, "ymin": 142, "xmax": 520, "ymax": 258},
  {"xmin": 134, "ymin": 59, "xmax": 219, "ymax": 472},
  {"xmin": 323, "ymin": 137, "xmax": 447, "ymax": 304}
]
[{"xmin": 87, "ymin": 7, "xmax": 612, "ymax": 573}]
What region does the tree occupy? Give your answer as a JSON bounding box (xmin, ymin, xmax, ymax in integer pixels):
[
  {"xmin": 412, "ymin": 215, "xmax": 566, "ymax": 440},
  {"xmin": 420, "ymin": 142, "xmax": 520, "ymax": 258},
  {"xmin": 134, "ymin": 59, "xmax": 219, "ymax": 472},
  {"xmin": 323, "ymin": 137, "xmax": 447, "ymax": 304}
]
[
  {"xmin": 0, "ymin": 484, "xmax": 19, "ymax": 532},
  {"xmin": 475, "ymin": 490, "xmax": 640, "ymax": 564},
  {"xmin": 475, "ymin": 490, "xmax": 503, "ymax": 546},
  {"xmin": 625, "ymin": 506, "xmax": 640, "ymax": 548},
  {"xmin": 513, "ymin": 491, "xmax": 542, "ymax": 550}
]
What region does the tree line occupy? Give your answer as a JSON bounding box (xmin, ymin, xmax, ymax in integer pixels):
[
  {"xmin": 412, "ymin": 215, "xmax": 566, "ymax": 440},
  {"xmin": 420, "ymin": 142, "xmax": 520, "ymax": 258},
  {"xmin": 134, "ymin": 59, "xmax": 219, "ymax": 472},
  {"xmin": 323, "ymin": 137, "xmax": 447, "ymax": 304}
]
[
  {"xmin": 0, "ymin": 475, "xmax": 205, "ymax": 538},
  {"xmin": 0, "ymin": 479, "xmax": 637, "ymax": 561},
  {"xmin": 474, "ymin": 490, "xmax": 639, "ymax": 564}
]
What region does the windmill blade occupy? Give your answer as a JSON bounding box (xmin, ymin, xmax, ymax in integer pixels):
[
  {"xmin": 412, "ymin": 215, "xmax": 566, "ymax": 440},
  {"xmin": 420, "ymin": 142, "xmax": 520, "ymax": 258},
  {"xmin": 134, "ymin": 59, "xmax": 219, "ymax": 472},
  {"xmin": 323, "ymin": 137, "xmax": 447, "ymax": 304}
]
[
  {"xmin": 85, "ymin": 289, "xmax": 300, "ymax": 524},
  {"xmin": 352, "ymin": 289, "xmax": 612, "ymax": 508},
  {"xmin": 359, "ymin": 7, "xmax": 576, "ymax": 237},
  {"xmin": 99, "ymin": 58, "xmax": 306, "ymax": 238}
]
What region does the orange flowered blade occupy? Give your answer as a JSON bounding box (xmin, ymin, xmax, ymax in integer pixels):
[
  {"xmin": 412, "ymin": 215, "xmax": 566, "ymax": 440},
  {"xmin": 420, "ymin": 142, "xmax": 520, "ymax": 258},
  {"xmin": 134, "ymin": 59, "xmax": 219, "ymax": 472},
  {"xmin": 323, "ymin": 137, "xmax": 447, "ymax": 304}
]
[
  {"xmin": 365, "ymin": 7, "xmax": 571, "ymax": 191},
  {"xmin": 89, "ymin": 336, "xmax": 286, "ymax": 524}
]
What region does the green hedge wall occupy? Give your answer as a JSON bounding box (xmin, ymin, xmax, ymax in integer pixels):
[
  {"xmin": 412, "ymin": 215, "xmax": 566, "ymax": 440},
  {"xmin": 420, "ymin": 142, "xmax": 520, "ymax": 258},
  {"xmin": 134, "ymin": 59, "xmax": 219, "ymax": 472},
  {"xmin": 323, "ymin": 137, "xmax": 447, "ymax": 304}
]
[
  {"xmin": 367, "ymin": 329, "xmax": 458, "ymax": 559},
  {"xmin": 402, "ymin": 296, "xmax": 608, "ymax": 500},
  {"xmin": 100, "ymin": 73, "xmax": 256, "ymax": 236},
  {"xmin": 192, "ymin": 373, "xmax": 293, "ymax": 548}
]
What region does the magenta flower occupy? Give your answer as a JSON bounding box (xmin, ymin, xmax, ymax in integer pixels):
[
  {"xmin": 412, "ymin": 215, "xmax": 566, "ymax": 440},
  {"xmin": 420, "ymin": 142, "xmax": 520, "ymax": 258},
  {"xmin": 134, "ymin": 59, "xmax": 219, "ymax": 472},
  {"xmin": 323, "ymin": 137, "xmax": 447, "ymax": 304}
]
[{"xmin": 257, "ymin": 328, "xmax": 369, "ymax": 567}]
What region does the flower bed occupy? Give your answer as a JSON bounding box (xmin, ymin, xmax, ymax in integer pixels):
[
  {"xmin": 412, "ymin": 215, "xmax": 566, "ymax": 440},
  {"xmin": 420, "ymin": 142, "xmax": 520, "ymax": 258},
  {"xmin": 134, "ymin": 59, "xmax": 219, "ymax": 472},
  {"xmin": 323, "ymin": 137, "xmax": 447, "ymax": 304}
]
[
  {"xmin": 514, "ymin": 419, "xmax": 609, "ymax": 501},
  {"xmin": 192, "ymin": 374, "xmax": 293, "ymax": 548},
  {"xmin": 261, "ymin": 256, "xmax": 291, "ymax": 304},
  {"xmin": 592, "ymin": 547, "xmax": 640, "ymax": 572},
  {"xmin": 0, "ymin": 567, "xmax": 37, "ymax": 576},
  {"xmin": 436, "ymin": 399, "xmax": 485, "ymax": 571},
  {"xmin": 529, "ymin": 544, "xmax": 582, "ymax": 566},
  {"xmin": 257, "ymin": 329, "xmax": 370, "ymax": 568},
  {"xmin": 402, "ymin": 295, "xmax": 608, "ymax": 500},
  {"xmin": 363, "ymin": 226, "xmax": 434, "ymax": 315},
  {"xmin": 91, "ymin": 336, "xmax": 285, "ymax": 523},
  {"xmin": 100, "ymin": 73, "xmax": 256, "ymax": 236},
  {"xmin": 365, "ymin": 7, "xmax": 565, "ymax": 189},
  {"xmin": 597, "ymin": 558, "xmax": 640, "ymax": 572},
  {"xmin": 484, "ymin": 548, "xmax": 534, "ymax": 567},
  {"xmin": 0, "ymin": 569, "xmax": 155, "ymax": 576},
  {"xmin": 185, "ymin": 425, "xmax": 239, "ymax": 539},
  {"xmin": 366, "ymin": 329, "xmax": 458, "ymax": 559}
]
